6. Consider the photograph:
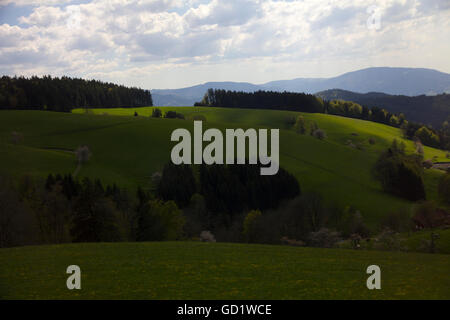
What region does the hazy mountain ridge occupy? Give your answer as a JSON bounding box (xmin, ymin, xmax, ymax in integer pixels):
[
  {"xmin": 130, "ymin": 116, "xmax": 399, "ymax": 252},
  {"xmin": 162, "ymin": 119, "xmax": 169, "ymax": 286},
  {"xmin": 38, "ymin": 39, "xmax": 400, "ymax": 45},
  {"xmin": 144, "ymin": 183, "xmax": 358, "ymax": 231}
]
[{"xmin": 151, "ymin": 67, "xmax": 450, "ymax": 107}]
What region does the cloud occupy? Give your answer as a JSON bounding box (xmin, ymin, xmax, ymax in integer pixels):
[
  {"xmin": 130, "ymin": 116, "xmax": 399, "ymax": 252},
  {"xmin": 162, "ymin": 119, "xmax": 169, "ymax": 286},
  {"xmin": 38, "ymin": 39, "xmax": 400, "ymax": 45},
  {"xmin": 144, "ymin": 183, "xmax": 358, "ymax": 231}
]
[
  {"xmin": 0, "ymin": 0, "xmax": 449, "ymax": 88},
  {"xmin": 0, "ymin": 0, "xmax": 74, "ymax": 6}
]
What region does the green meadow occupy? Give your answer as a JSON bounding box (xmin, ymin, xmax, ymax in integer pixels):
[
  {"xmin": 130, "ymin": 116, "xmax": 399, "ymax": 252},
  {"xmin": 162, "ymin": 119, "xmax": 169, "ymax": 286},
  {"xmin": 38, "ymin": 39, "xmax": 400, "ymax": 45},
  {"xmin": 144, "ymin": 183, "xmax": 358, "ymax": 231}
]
[
  {"xmin": 0, "ymin": 107, "xmax": 446, "ymax": 229},
  {"xmin": 1, "ymin": 107, "xmax": 449, "ymax": 300},
  {"xmin": 0, "ymin": 242, "xmax": 449, "ymax": 299}
]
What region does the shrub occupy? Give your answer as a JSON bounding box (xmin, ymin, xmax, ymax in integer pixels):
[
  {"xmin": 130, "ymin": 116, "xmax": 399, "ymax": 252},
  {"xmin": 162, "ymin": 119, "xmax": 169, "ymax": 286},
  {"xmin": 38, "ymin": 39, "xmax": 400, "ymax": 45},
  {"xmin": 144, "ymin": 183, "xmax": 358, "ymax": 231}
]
[
  {"xmin": 307, "ymin": 228, "xmax": 341, "ymax": 248},
  {"xmin": 200, "ymin": 230, "xmax": 216, "ymax": 242},
  {"xmin": 373, "ymin": 141, "xmax": 425, "ymax": 201},
  {"xmin": 415, "ymin": 141, "xmax": 424, "ymax": 155},
  {"xmin": 284, "ymin": 116, "xmax": 296, "ymax": 127},
  {"xmin": 374, "ymin": 228, "xmax": 403, "ymax": 251},
  {"xmin": 137, "ymin": 199, "xmax": 185, "ymax": 241},
  {"xmin": 309, "ymin": 121, "xmax": 319, "ymax": 135},
  {"xmin": 422, "ymin": 159, "xmax": 433, "ymax": 169},
  {"xmin": 164, "ymin": 111, "xmax": 185, "ymax": 119},
  {"xmin": 313, "ymin": 129, "xmax": 327, "ymax": 140},
  {"xmin": 411, "ymin": 201, "xmax": 450, "ymax": 229},
  {"xmin": 294, "ymin": 115, "xmax": 306, "ymax": 134},
  {"xmin": 151, "ymin": 108, "xmax": 162, "ymax": 118},
  {"xmin": 75, "ymin": 145, "xmax": 91, "ymax": 164},
  {"xmin": 338, "ymin": 208, "xmax": 370, "ymax": 238},
  {"xmin": 415, "ymin": 126, "xmax": 440, "ymax": 148},
  {"xmin": 419, "ymin": 232, "xmax": 440, "ymax": 253}
]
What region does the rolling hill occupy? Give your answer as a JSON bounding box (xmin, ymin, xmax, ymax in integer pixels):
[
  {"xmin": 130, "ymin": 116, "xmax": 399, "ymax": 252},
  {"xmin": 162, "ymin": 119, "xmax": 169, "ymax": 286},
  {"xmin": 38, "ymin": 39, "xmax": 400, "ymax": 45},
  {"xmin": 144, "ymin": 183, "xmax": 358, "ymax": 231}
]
[
  {"xmin": 152, "ymin": 67, "xmax": 450, "ymax": 106},
  {"xmin": 1, "ymin": 107, "xmax": 447, "ymax": 230},
  {"xmin": 1, "ymin": 242, "xmax": 449, "ymax": 299}
]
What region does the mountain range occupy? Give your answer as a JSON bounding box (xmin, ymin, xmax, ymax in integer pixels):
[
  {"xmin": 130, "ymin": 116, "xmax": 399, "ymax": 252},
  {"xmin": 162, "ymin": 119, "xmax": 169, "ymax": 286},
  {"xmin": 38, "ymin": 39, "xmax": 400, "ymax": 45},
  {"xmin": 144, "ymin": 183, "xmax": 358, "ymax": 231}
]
[{"xmin": 151, "ymin": 67, "xmax": 450, "ymax": 108}]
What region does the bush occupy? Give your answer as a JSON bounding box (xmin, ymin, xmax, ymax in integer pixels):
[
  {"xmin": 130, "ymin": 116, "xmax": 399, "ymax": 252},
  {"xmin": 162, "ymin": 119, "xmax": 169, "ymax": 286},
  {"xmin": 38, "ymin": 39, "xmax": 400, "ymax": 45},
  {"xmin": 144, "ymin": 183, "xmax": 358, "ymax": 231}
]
[
  {"xmin": 284, "ymin": 116, "xmax": 296, "ymax": 127},
  {"xmin": 415, "ymin": 126, "xmax": 440, "ymax": 148},
  {"xmin": 412, "ymin": 201, "xmax": 450, "ymax": 229},
  {"xmin": 338, "ymin": 207, "xmax": 370, "ymax": 238},
  {"xmin": 374, "ymin": 228, "xmax": 403, "ymax": 251},
  {"xmin": 164, "ymin": 111, "xmax": 185, "ymax": 119},
  {"xmin": 137, "ymin": 199, "xmax": 185, "ymax": 241},
  {"xmin": 200, "ymin": 230, "xmax": 216, "ymax": 242},
  {"xmin": 152, "ymin": 108, "xmax": 162, "ymax": 118},
  {"xmin": 373, "ymin": 141, "xmax": 426, "ymax": 201},
  {"xmin": 422, "ymin": 159, "xmax": 433, "ymax": 169},
  {"xmin": 75, "ymin": 145, "xmax": 91, "ymax": 164},
  {"xmin": 294, "ymin": 115, "xmax": 306, "ymax": 134},
  {"xmin": 307, "ymin": 228, "xmax": 341, "ymax": 248},
  {"xmin": 312, "ymin": 129, "xmax": 327, "ymax": 140}
]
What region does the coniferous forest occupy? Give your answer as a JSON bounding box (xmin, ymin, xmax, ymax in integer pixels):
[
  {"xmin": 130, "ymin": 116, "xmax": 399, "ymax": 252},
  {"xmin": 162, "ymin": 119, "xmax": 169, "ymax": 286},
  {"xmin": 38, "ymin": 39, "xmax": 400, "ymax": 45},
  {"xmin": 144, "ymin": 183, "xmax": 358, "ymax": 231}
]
[
  {"xmin": 0, "ymin": 75, "xmax": 153, "ymax": 112},
  {"xmin": 196, "ymin": 88, "xmax": 450, "ymax": 150}
]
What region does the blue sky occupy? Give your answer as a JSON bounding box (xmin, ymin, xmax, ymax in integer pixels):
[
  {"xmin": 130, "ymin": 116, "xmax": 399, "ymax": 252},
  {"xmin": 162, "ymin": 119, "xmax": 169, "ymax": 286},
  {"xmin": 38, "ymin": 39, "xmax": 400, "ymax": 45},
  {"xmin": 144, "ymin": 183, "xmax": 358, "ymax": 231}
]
[{"xmin": 0, "ymin": 0, "xmax": 449, "ymax": 89}]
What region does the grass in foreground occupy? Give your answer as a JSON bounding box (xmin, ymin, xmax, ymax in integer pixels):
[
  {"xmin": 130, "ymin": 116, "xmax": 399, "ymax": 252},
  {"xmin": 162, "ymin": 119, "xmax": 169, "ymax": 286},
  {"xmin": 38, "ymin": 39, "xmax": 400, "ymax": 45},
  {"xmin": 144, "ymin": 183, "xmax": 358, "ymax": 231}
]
[{"xmin": 0, "ymin": 242, "xmax": 449, "ymax": 300}]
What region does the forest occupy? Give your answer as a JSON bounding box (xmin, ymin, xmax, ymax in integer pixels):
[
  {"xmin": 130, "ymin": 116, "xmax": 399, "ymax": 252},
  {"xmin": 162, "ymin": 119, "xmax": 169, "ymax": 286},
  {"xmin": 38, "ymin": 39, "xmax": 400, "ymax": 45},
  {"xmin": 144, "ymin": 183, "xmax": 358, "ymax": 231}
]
[
  {"xmin": 316, "ymin": 89, "xmax": 450, "ymax": 128},
  {"xmin": 195, "ymin": 89, "xmax": 407, "ymax": 126},
  {"xmin": 196, "ymin": 89, "xmax": 450, "ymax": 151},
  {"xmin": 0, "ymin": 75, "xmax": 153, "ymax": 112}
]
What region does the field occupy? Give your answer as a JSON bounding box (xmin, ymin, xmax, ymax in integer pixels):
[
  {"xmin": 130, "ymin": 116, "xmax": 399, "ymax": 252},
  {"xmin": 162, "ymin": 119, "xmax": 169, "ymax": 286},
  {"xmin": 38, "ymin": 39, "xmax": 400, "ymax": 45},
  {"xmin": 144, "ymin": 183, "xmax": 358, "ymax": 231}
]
[
  {"xmin": 0, "ymin": 242, "xmax": 449, "ymax": 299},
  {"xmin": 1, "ymin": 107, "xmax": 449, "ymax": 300},
  {"xmin": 1, "ymin": 107, "xmax": 447, "ymax": 229}
]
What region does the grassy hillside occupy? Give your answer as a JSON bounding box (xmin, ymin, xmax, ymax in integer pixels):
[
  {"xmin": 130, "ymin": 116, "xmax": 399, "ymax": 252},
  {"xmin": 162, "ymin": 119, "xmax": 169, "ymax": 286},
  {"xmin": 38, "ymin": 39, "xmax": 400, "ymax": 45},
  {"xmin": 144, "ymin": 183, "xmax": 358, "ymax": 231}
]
[
  {"xmin": 0, "ymin": 242, "xmax": 449, "ymax": 299},
  {"xmin": 0, "ymin": 107, "xmax": 447, "ymax": 229}
]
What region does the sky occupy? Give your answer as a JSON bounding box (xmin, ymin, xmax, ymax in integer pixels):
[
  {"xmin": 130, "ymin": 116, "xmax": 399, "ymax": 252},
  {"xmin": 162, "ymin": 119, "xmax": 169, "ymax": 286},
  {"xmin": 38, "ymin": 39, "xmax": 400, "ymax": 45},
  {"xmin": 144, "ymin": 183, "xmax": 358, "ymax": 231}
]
[{"xmin": 0, "ymin": 0, "xmax": 449, "ymax": 89}]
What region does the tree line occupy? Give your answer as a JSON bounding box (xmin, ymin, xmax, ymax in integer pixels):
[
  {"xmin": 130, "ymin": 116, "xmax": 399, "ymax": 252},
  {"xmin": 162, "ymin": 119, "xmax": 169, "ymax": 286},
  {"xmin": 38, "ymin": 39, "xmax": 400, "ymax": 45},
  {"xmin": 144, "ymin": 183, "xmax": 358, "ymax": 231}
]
[
  {"xmin": 196, "ymin": 89, "xmax": 450, "ymax": 151},
  {"xmin": 195, "ymin": 89, "xmax": 407, "ymax": 126},
  {"xmin": 0, "ymin": 75, "xmax": 153, "ymax": 112},
  {"xmin": 195, "ymin": 89, "xmax": 325, "ymax": 113},
  {"xmin": 1, "ymin": 161, "xmax": 449, "ymax": 249}
]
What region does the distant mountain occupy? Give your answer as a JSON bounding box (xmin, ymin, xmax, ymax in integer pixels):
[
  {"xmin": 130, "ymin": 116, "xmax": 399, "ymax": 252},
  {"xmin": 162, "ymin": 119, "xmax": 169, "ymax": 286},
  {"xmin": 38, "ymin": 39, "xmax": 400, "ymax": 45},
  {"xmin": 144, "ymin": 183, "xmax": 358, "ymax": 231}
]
[
  {"xmin": 263, "ymin": 67, "xmax": 450, "ymax": 96},
  {"xmin": 316, "ymin": 89, "xmax": 450, "ymax": 127},
  {"xmin": 151, "ymin": 67, "xmax": 450, "ymax": 107},
  {"xmin": 152, "ymin": 82, "xmax": 261, "ymax": 106}
]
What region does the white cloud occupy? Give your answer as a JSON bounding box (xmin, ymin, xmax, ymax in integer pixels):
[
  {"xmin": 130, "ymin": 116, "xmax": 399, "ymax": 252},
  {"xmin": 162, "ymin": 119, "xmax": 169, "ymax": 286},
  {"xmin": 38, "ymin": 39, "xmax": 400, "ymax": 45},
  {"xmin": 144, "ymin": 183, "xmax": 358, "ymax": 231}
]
[{"xmin": 0, "ymin": 0, "xmax": 449, "ymax": 88}]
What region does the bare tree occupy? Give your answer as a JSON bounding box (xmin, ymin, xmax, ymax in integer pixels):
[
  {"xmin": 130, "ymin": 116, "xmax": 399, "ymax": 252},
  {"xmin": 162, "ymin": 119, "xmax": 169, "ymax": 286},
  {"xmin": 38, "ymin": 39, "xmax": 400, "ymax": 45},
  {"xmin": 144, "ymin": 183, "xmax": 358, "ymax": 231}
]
[
  {"xmin": 74, "ymin": 145, "xmax": 92, "ymax": 176},
  {"xmin": 76, "ymin": 145, "xmax": 91, "ymax": 164}
]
